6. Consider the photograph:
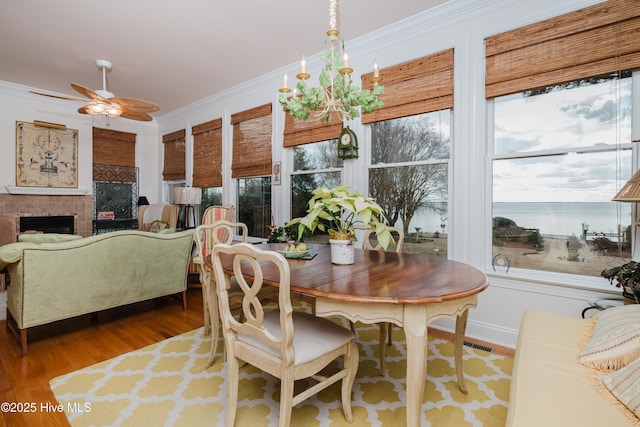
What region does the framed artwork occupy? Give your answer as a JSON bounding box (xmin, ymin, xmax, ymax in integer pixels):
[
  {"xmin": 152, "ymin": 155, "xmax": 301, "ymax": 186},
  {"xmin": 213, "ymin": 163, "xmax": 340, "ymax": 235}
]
[
  {"xmin": 16, "ymin": 121, "xmax": 78, "ymax": 188},
  {"xmin": 272, "ymin": 161, "xmax": 281, "ymax": 186}
]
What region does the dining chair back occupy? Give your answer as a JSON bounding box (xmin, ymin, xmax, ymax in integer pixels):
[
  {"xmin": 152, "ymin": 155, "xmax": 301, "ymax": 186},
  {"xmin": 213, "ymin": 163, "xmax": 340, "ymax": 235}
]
[
  {"xmin": 192, "ymin": 205, "xmax": 235, "ymax": 338},
  {"xmin": 211, "ymin": 243, "xmax": 359, "ymax": 427},
  {"xmin": 200, "ymin": 205, "xmax": 235, "ymax": 257},
  {"xmin": 193, "ymin": 220, "xmax": 247, "ymax": 366},
  {"xmin": 363, "ymin": 226, "xmax": 405, "ymax": 252}
]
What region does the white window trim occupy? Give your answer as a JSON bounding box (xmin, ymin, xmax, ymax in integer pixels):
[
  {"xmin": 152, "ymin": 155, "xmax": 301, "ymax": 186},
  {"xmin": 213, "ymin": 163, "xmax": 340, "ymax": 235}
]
[{"xmin": 485, "ymin": 71, "xmax": 640, "ymax": 293}]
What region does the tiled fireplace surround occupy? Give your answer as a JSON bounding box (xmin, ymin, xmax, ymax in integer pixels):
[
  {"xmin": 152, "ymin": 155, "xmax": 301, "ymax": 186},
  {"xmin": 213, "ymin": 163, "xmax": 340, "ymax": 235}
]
[{"xmin": 0, "ymin": 193, "xmax": 94, "ymax": 237}]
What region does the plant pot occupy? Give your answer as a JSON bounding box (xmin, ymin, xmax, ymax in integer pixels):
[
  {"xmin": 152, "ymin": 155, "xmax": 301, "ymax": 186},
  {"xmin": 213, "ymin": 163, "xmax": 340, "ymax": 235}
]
[
  {"xmin": 623, "ymin": 287, "xmax": 637, "ymax": 305},
  {"xmin": 329, "ymin": 235, "xmax": 354, "ymax": 265}
]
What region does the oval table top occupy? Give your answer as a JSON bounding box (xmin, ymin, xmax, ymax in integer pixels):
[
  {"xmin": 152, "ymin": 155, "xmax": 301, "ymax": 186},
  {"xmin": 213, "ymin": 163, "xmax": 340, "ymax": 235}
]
[{"xmin": 215, "ymin": 243, "xmax": 489, "ymax": 305}]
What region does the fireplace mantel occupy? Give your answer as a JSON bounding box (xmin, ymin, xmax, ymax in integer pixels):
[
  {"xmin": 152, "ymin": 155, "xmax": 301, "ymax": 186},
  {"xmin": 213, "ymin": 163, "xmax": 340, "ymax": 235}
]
[{"xmin": 4, "ymin": 186, "xmax": 89, "ymax": 195}]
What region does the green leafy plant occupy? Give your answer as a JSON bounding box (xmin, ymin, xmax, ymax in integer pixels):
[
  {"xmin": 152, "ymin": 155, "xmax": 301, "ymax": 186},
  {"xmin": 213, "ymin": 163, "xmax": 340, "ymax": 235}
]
[
  {"xmin": 601, "ymin": 260, "xmax": 640, "ymax": 294},
  {"xmin": 267, "ymin": 223, "xmax": 300, "ymax": 243},
  {"xmin": 286, "ymin": 186, "xmax": 393, "ymax": 249}
]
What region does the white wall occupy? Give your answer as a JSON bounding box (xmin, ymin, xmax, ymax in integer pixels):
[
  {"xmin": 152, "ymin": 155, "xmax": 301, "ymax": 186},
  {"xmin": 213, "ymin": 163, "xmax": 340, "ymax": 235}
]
[
  {"xmin": 0, "ymin": 0, "xmax": 619, "ymax": 348},
  {"xmin": 0, "ymin": 82, "xmax": 160, "ymax": 200}
]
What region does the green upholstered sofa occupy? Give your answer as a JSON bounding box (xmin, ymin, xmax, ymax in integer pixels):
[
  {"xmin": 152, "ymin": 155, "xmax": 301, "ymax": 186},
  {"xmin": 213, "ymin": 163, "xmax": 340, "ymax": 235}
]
[{"xmin": 0, "ymin": 229, "xmax": 194, "ymax": 355}]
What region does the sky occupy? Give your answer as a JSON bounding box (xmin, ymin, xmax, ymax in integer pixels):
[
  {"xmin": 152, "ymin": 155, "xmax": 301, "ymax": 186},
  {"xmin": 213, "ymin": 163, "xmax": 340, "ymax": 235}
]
[{"xmin": 493, "ymin": 76, "xmax": 633, "ymax": 203}]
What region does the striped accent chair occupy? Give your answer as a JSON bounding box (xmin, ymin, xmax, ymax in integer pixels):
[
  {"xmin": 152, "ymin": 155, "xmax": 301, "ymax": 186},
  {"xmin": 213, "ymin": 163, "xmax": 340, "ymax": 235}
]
[
  {"xmin": 138, "ymin": 203, "xmax": 179, "ymax": 231},
  {"xmin": 192, "ymin": 205, "xmax": 235, "ymax": 335}
]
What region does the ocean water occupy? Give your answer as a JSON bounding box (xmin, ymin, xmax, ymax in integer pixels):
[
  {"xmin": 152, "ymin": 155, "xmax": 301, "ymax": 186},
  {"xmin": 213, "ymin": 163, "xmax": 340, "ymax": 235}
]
[{"xmin": 400, "ymin": 202, "xmax": 632, "ymax": 238}]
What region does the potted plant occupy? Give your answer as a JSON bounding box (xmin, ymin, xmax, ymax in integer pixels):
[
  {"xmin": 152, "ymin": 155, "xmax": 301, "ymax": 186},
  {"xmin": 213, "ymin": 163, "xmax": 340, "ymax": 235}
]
[
  {"xmin": 286, "ymin": 186, "xmax": 393, "ymax": 264},
  {"xmin": 601, "ymin": 260, "xmax": 640, "ymax": 304}
]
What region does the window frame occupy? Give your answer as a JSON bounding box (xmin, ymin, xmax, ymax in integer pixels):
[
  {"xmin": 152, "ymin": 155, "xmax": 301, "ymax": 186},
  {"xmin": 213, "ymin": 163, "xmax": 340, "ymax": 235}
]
[
  {"xmin": 367, "ymin": 109, "xmax": 453, "ymax": 253},
  {"xmin": 485, "ymin": 72, "xmax": 639, "ymax": 291}
]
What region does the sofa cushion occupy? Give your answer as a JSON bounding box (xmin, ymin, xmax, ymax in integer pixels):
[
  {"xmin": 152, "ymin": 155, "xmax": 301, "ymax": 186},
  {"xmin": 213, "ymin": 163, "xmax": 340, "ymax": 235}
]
[
  {"xmin": 505, "ymin": 309, "xmax": 634, "ymax": 427},
  {"xmin": 578, "ymin": 304, "xmax": 640, "ymax": 371},
  {"xmin": 18, "ymin": 233, "xmax": 83, "ymax": 244},
  {"xmin": 601, "ymin": 356, "xmax": 640, "ymax": 420}
]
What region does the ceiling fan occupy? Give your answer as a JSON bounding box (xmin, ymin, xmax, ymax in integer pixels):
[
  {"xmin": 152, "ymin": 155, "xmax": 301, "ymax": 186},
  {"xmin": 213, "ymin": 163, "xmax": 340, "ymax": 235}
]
[{"xmin": 30, "ymin": 59, "xmax": 160, "ymax": 122}]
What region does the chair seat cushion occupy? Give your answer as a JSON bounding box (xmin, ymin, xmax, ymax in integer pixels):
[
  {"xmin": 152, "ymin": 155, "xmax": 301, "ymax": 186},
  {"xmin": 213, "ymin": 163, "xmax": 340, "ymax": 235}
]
[{"xmin": 238, "ymin": 310, "xmax": 354, "ymax": 365}]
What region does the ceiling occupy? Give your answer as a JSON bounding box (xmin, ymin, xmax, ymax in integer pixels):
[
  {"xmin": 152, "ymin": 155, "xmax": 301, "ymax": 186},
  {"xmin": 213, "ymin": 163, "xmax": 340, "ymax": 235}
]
[{"xmin": 0, "ymin": 0, "xmax": 448, "ymax": 119}]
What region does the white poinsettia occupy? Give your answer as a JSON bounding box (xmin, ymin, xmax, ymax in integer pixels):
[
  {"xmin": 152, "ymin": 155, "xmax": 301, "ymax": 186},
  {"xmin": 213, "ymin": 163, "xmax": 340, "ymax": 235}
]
[{"xmin": 287, "ymin": 186, "xmax": 393, "ymax": 249}]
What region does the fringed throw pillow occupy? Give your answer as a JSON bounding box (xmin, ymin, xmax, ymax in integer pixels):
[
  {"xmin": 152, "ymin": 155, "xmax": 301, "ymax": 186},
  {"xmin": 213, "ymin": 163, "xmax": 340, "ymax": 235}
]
[{"xmin": 578, "ymin": 304, "xmax": 640, "ymax": 371}]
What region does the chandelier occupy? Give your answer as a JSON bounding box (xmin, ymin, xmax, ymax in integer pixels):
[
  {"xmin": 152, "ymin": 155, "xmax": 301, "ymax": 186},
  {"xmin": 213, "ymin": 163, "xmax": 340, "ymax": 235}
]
[{"xmin": 278, "ymin": 0, "xmax": 384, "ymax": 122}]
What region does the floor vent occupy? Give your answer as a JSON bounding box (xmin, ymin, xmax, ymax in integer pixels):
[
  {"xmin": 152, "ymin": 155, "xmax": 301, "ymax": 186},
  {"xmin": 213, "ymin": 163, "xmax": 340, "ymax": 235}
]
[{"xmin": 463, "ymin": 341, "xmax": 494, "ymax": 353}]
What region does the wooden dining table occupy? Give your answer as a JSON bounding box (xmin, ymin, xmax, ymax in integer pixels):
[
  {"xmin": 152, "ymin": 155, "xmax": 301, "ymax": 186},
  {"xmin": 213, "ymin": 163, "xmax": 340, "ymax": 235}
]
[{"xmin": 216, "ymin": 243, "xmax": 489, "ymax": 427}]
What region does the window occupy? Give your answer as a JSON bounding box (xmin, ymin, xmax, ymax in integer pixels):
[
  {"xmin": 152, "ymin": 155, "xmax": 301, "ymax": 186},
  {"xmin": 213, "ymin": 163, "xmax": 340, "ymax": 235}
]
[
  {"xmin": 192, "ymin": 118, "xmax": 223, "ymax": 214},
  {"xmin": 369, "ymin": 111, "xmax": 450, "ymax": 255},
  {"xmin": 231, "ymin": 104, "xmax": 272, "ymax": 238},
  {"xmin": 491, "ymin": 74, "xmax": 633, "ymax": 277},
  {"xmin": 201, "ymin": 187, "xmax": 223, "ymax": 211},
  {"xmin": 291, "ymin": 140, "xmax": 343, "ymax": 223},
  {"xmin": 238, "ymin": 177, "xmax": 271, "ymax": 238}
]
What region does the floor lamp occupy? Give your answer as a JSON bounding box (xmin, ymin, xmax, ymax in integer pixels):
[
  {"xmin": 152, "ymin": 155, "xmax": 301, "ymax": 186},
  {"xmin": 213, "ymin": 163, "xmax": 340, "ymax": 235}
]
[
  {"xmin": 173, "ymin": 187, "xmax": 202, "ymax": 229},
  {"xmin": 612, "ymin": 169, "xmax": 640, "ymax": 261}
]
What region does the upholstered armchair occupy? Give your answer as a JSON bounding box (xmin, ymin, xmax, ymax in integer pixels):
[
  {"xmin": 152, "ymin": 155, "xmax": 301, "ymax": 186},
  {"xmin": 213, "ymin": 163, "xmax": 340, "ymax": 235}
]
[{"xmin": 138, "ymin": 203, "xmax": 179, "ymax": 231}]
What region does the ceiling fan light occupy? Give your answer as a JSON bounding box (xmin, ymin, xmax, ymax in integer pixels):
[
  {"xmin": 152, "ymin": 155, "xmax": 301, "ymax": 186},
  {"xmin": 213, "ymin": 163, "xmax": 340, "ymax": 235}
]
[
  {"xmin": 88, "ymin": 103, "xmax": 106, "ymax": 114},
  {"xmin": 106, "ymin": 106, "xmax": 122, "ymax": 117}
]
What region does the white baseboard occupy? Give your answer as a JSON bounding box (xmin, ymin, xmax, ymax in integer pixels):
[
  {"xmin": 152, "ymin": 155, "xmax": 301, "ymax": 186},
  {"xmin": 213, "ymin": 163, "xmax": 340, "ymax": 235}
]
[{"xmin": 431, "ymin": 317, "xmax": 519, "ymax": 350}]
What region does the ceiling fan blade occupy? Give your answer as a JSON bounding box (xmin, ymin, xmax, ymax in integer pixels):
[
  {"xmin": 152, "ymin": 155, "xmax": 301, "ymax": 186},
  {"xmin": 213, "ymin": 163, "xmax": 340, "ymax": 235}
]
[
  {"xmin": 120, "ymin": 110, "xmax": 153, "ymax": 122},
  {"xmin": 77, "ymin": 105, "xmax": 91, "ymax": 114},
  {"xmin": 71, "ymin": 83, "xmax": 106, "ymax": 102},
  {"xmin": 29, "ymin": 90, "xmax": 88, "ymax": 103},
  {"xmin": 109, "ymin": 97, "xmax": 160, "ymax": 112}
]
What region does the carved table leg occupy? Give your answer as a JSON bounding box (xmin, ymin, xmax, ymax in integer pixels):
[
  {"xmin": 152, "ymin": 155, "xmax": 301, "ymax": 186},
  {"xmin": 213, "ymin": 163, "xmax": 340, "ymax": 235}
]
[
  {"xmin": 454, "ymin": 308, "xmax": 470, "ymax": 394},
  {"xmin": 404, "ymin": 305, "xmax": 429, "ymax": 427}
]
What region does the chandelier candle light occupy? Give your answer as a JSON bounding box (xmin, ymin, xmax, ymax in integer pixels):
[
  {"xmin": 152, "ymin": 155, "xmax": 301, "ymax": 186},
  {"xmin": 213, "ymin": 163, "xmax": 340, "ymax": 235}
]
[{"xmin": 279, "ymin": 0, "xmax": 384, "ymax": 122}]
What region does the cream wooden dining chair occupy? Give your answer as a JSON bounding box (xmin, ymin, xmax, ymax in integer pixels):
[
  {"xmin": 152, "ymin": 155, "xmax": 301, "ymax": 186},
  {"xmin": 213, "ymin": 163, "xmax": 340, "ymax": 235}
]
[
  {"xmin": 362, "ymin": 226, "xmax": 404, "ymax": 375},
  {"xmin": 210, "ymin": 243, "xmax": 359, "ymax": 427},
  {"xmin": 193, "ymin": 219, "xmax": 246, "ymax": 367},
  {"xmin": 192, "ymin": 205, "xmax": 235, "ymax": 337}
]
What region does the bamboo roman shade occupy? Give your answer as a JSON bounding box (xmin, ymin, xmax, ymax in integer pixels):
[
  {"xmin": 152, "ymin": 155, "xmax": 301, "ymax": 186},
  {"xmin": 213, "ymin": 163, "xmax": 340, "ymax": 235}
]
[
  {"xmin": 192, "ymin": 118, "xmax": 223, "ymax": 188},
  {"xmin": 283, "ymin": 111, "xmax": 342, "ymax": 147},
  {"xmin": 231, "ymin": 103, "xmax": 272, "ymax": 178},
  {"xmin": 92, "ymin": 127, "xmax": 136, "ymax": 182},
  {"xmin": 361, "ymin": 48, "xmax": 454, "ymax": 124},
  {"xmin": 93, "ymin": 128, "xmax": 135, "ymax": 167},
  {"xmin": 162, "ymin": 129, "xmax": 186, "ymax": 181},
  {"xmin": 485, "ymin": 0, "xmax": 640, "ymax": 99}
]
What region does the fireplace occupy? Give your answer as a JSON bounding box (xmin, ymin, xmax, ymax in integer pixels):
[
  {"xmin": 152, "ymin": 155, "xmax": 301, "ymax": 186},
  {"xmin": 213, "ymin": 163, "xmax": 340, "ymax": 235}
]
[{"xmin": 20, "ymin": 215, "xmax": 75, "ymax": 234}]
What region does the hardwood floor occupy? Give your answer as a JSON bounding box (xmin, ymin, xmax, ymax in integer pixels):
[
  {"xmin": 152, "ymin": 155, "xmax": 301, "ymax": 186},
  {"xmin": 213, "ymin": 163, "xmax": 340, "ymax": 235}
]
[
  {"xmin": 0, "ymin": 289, "xmax": 513, "ymax": 426},
  {"xmin": 0, "ymin": 290, "xmax": 204, "ymax": 426}
]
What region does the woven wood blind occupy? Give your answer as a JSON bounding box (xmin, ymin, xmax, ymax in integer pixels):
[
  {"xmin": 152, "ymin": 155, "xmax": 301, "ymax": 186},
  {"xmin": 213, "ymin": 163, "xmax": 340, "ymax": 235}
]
[
  {"xmin": 162, "ymin": 129, "xmax": 186, "ymax": 181},
  {"xmin": 192, "ymin": 118, "xmax": 223, "ymax": 188},
  {"xmin": 93, "ymin": 127, "xmax": 135, "ymax": 167},
  {"xmin": 283, "ymin": 111, "xmax": 342, "ymax": 147},
  {"xmin": 231, "ymin": 104, "xmax": 272, "ymax": 178},
  {"xmin": 361, "ymin": 48, "xmax": 454, "ymax": 124},
  {"xmin": 485, "ymin": 0, "xmax": 640, "ymax": 99}
]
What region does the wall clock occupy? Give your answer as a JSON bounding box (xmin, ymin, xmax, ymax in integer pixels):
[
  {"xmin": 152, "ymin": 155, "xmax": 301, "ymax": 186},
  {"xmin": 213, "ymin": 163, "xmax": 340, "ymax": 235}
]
[{"xmin": 337, "ymin": 126, "xmax": 359, "ymax": 159}]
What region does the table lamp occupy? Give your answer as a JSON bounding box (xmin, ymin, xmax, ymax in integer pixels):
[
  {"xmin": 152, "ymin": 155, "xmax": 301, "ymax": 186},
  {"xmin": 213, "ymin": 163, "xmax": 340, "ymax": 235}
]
[{"xmin": 173, "ymin": 187, "xmax": 202, "ymax": 229}]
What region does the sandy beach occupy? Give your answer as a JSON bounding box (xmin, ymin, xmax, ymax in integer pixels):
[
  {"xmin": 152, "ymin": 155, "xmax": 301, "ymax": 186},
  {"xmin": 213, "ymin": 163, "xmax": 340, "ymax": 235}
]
[{"xmin": 308, "ymin": 231, "xmax": 629, "ymax": 278}]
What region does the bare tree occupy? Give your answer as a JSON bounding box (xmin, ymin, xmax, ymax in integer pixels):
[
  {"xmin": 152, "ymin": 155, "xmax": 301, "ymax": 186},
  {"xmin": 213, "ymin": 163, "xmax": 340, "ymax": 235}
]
[{"xmin": 369, "ymin": 116, "xmax": 449, "ymax": 235}]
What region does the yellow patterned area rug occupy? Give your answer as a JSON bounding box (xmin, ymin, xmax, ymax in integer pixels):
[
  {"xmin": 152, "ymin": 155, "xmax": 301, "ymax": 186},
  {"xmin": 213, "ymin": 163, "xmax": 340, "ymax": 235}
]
[{"xmin": 50, "ymin": 318, "xmax": 512, "ymax": 426}]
